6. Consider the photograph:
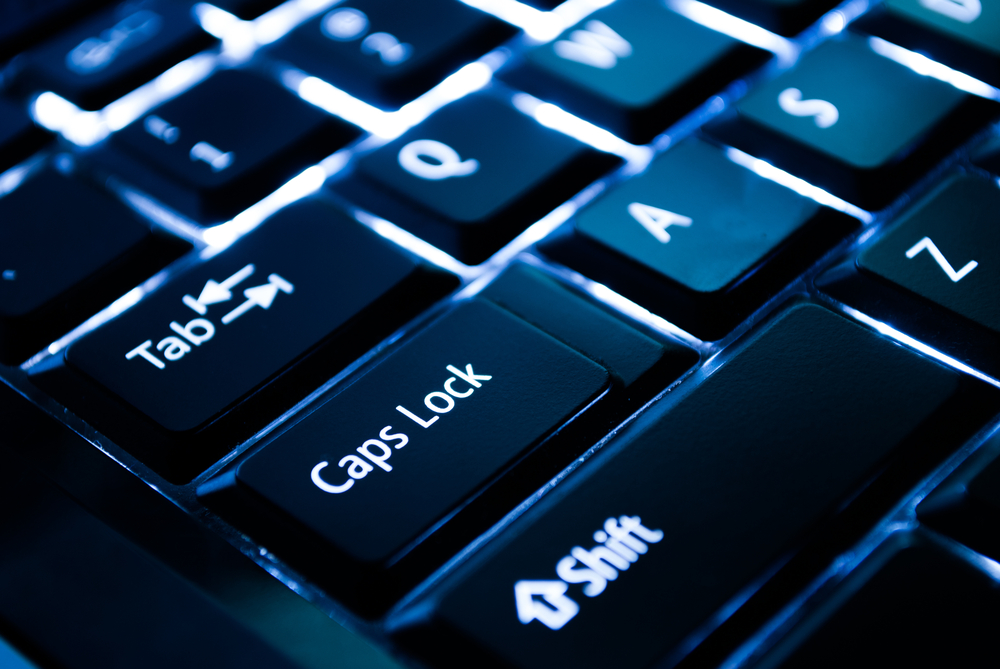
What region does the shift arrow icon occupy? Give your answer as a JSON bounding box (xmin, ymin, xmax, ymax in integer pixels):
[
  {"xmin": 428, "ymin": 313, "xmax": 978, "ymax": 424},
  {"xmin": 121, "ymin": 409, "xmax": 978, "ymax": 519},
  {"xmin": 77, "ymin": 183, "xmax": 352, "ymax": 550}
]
[
  {"xmin": 221, "ymin": 273, "xmax": 294, "ymax": 324},
  {"xmin": 183, "ymin": 264, "xmax": 255, "ymax": 314},
  {"xmin": 514, "ymin": 580, "xmax": 579, "ymax": 631}
]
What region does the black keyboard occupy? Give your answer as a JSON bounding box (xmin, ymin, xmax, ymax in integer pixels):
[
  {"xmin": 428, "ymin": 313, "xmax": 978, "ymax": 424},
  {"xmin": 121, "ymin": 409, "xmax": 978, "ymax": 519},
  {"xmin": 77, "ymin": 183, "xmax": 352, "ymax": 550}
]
[{"xmin": 2, "ymin": 0, "xmax": 1000, "ymax": 667}]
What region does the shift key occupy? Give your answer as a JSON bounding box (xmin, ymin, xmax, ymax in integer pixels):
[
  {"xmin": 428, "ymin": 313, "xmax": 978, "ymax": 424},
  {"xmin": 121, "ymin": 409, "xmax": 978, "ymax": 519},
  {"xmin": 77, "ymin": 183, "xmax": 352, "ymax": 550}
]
[
  {"xmin": 198, "ymin": 300, "xmax": 609, "ymax": 616},
  {"xmin": 30, "ymin": 199, "xmax": 456, "ymax": 482}
]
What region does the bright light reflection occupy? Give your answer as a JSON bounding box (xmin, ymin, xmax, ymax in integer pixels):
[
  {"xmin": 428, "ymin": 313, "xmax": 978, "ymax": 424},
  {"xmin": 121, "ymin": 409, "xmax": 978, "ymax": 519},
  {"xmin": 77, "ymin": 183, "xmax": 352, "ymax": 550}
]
[
  {"xmin": 843, "ymin": 306, "xmax": 1000, "ymax": 388},
  {"xmin": 725, "ymin": 147, "xmax": 873, "ymax": 223},
  {"xmin": 254, "ymin": 0, "xmax": 340, "ymax": 44},
  {"xmin": 667, "ymin": 0, "xmax": 795, "ymax": 63},
  {"xmin": 45, "ymin": 286, "xmax": 146, "ymax": 357},
  {"xmin": 458, "ymin": 0, "xmax": 565, "ymax": 41},
  {"xmin": 194, "ymin": 3, "xmax": 242, "ymax": 36},
  {"xmin": 202, "ymin": 166, "xmax": 327, "ymax": 249},
  {"xmin": 392, "ymin": 61, "xmax": 495, "ymax": 132},
  {"xmin": 293, "ymin": 73, "xmax": 402, "ymax": 137},
  {"xmin": 105, "ymin": 54, "xmax": 215, "ymax": 131},
  {"xmin": 512, "ymin": 93, "xmax": 651, "ymax": 166},
  {"xmin": 869, "ymin": 37, "xmax": 999, "ymax": 99},
  {"xmin": 0, "ymin": 164, "xmax": 34, "ymax": 198},
  {"xmin": 358, "ymin": 212, "xmax": 475, "ymax": 279}
]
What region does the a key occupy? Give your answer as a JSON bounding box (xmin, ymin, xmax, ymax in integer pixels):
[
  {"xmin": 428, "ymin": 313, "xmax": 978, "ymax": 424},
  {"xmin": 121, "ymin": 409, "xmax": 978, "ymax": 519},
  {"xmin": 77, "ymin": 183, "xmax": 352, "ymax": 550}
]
[
  {"xmin": 394, "ymin": 303, "xmax": 1000, "ymax": 668},
  {"xmin": 107, "ymin": 69, "xmax": 361, "ymax": 222},
  {"xmin": 500, "ymin": 0, "xmax": 769, "ymax": 144},
  {"xmin": 707, "ymin": 36, "xmax": 999, "ymax": 210},
  {"xmin": 818, "ymin": 174, "xmax": 1000, "ymax": 378},
  {"xmin": 697, "ymin": 0, "xmax": 841, "ymax": 36},
  {"xmin": 854, "ymin": 0, "xmax": 1000, "ymax": 87},
  {"xmin": 541, "ymin": 138, "xmax": 858, "ymax": 339},
  {"xmin": 30, "ymin": 199, "xmax": 457, "ymax": 482},
  {"xmin": 199, "ymin": 299, "xmax": 610, "ymax": 615},
  {"xmin": 0, "ymin": 0, "xmax": 114, "ymax": 63},
  {"xmin": 760, "ymin": 539, "xmax": 1000, "ymax": 668},
  {"xmin": 971, "ymin": 133, "xmax": 1000, "ymax": 175},
  {"xmin": 336, "ymin": 93, "xmax": 622, "ymax": 264},
  {"xmin": 0, "ymin": 97, "xmax": 50, "ymax": 173},
  {"xmin": 16, "ymin": 0, "xmax": 217, "ymax": 111},
  {"xmin": 269, "ymin": 0, "xmax": 516, "ymax": 108},
  {"xmin": 0, "ymin": 165, "xmax": 190, "ymax": 365}
]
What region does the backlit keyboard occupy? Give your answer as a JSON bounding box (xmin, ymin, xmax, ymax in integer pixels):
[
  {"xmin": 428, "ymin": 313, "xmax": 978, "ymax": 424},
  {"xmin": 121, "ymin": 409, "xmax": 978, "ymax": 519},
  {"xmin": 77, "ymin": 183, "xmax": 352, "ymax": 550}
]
[{"xmin": 2, "ymin": 0, "xmax": 1000, "ymax": 667}]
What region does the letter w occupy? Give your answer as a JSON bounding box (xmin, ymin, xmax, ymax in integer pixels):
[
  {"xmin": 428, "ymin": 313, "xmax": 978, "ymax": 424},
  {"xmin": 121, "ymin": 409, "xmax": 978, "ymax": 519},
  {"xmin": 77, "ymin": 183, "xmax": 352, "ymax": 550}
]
[{"xmin": 553, "ymin": 21, "xmax": 632, "ymax": 69}]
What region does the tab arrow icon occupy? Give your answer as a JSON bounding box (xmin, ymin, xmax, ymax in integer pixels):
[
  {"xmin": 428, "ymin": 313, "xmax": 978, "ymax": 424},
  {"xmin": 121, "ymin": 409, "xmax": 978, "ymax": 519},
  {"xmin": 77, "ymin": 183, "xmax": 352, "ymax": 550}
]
[
  {"xmin": 221, "ymin": 273, "xmax": 294, "ymax": 325},
  {"xmin": 514, "ymin": 580, "xmax": 579, "ymax": 631},
  {"xmin": 183, "ymin": 264, "xmax": 255, "ymax": 315}
]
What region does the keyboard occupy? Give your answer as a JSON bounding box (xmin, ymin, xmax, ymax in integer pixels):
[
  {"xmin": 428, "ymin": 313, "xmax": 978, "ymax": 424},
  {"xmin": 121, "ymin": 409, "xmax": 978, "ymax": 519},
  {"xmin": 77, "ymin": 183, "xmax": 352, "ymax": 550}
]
[{"xmin": 2, "ymin": 0, "xmax": 1000, "ymax": 666}]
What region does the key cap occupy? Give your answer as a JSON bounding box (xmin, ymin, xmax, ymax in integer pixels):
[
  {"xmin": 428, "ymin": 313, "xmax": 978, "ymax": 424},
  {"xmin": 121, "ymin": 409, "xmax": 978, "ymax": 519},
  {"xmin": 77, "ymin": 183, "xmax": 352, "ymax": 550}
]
[
  {"xmin": 854, "ymin": 0, "xmax": 1000, "ymax": 88},
  {"xmin": 706, "ymin": 36, "xmax": 999, "ymax": 210},
  {"xmin": 107, "ymin": 69, "xmax": 361, "ymax": 222},
  {"xmin": 500, "ymin": 0, "xmax": 769, "ymax": 144},
  {"xmin": 697, "ymin": 0, "xmax": 840, "ymax": 36},
  {"xmin": 335, "ymin": 93, "xmax": 622, "ymax": 264},
  {"xmin": 971, "ymin": 133, "xmax": 1000, "ymax": 175},
  {"xmin": 30, "ymin": 199, "xmax": 457, "ymax": 482},
  {"xmin": 818, "ymin": 174, "xmax": 1000, "ymax": 378},
  {"xmin": 394, "ymin": 303, "xmax": 1000, "ymax": 668},
  {"xmin": 0, "ymin": 165, "xmax": 190, "ymax": 365},
  {"xmin": 0, "ymin": 97, "xmax": 50, "ymax": 173},
  {"xmin": 0, "ymin": 0, "xmax": 114, "ymax": 63},
  {"xmin": 761, "ymin": 540, "xmax": 1000, "ymax": 668},
  {"xmin": 541, "ymin": 138, "xmax": 857, "ymax": 339},
  {"xmin": 269, "ymin": 0, "xmax": 516, "ymax": 108},
  {"xmin": 199, "ymin": 299, "xmax": 610, "ymax": 615},
  {"xmin": 15, "ymin": 0, "xmax": 217, "ymax": 111}
]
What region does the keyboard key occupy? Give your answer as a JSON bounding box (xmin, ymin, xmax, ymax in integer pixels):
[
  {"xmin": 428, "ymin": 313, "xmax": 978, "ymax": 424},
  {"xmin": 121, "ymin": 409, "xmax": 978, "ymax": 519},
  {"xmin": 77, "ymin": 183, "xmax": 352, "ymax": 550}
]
[
  {"xmin": 108, "ymin": 69, "xmax": 361, "ymax": 222},
  {"xmin": 269, "ymin": 0, "xmax": 516, "ymax": 108},
  {"xmin": 0, "ymin": 166, "xmax": 190, "ymax": 365},
  {"xmin": 395, "ymin": 303, "xmax": 1000, "ymax": 668},
  {"xmin": 0, "ymin": 0, "xmax": 114, "ymax": 63},
  {"xmin": 818, "ymin": 174, "xmax": 1000, "ymax": 378},
  {"xmin": 698, "ymin": 0, "xmax": 840, "ymax": 36},
  {"xmin": 971, "ymin": 133, "xmax": 1000, "ymax": 175},
  {"xmin": 0, "ymin": 97, "xmax": 50, "ymax": 173},
  {"xmin": 30, "ymin": 199, "xmax": 457, "ymax": 482},
  {"xmin": 854, "ymin": 0, "xmax": 1000, "ymax": 87},
  {"xmin": 16, "ymin": 0, "xmax": 217, "ymax": 111},
  {"xmin": 541, "ymin": 138, "xmax": 858, "ymax": 339},
  {"xmin": 706, "ymin": 37, "xmax": 999, "ymax": 210},
  {"xmin": 199, "ymin": 299, "xmax": 609, "ymax": 615},
  {"xmin": 762, "ymin": 540, "xmax": 1000, "ymax": 668},
  {"xmin": 500, "ymin": 0, "xmax": 769, "ymax": 143},
  {"xmin": 335, "ymin": 93, "xmax": 622, "ymax": 264}
]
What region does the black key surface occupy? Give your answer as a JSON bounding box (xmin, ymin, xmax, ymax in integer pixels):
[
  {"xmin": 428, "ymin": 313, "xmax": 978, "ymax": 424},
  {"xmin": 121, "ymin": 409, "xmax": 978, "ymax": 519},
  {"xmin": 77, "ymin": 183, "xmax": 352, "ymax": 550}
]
[
  {"xmin": 206, "ymin": 0, "xmax": 284, "ymax": 20},
  {"xmin": 761, "ymin": 540, "xmax": 1000, "ymax": 668},
  {"xmin": 0, "ymin": 97, "xmax": 49, "ymax": 173},
  {"xmin": 707, "ymin": 36, "xmax": 999, "ymax": 210},
  {"xmin": 0, "ymin": 0, "xmax": 115, "ymax": 62},
  {"xmin": 31, "ymin": 199, "xmax": 456, "ymax": 482},
  {"xmin": 542, "ymin": 138, "xmax": 857, "ymax": 338},
  {"xmin": 396, "ymin": 303, "xmax": 1000, "ymax": 668},
  {"xmin": 199, "ymin": 299, "xmax": 609, "ymax": 615},
  {"xmin": 700, "ymin": 0, "xmax": 840, "ymax": 36},
  {"xmin": 16, "ymin": 0, "xmax": 216, "ymax": 111},
  {"xmin": 500, "ymin": 0, "xmax": 768, "ymax": 144},
  {"xmin": 0, "ymin": 166, "xmax": 189, "ymax": 365},
  {"xmin": 336, "ymin": 93, "xmax": 621, "ymax": 264},
  {"xmin": 270, "ymin": 0, "xmax": 516, "ymax": 108},
  {"xmin": 854, "ymin": 0, "xmax": 1000, "ymax": 87},
  {"xmin": 818, "ymin": 174, "xmax": 1000, "ymax": 378},
  {"xmin": 109, "ymin": 69, "xmax": 361, "ymax": 222}
]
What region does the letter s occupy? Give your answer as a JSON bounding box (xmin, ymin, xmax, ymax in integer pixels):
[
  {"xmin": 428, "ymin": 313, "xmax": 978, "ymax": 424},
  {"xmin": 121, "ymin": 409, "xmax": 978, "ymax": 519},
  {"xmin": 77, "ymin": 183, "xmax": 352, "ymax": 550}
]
[
  {"xmin": 777, "ymin": 88, "xmax": 839, "ymax": 128},
  {"xmin": 380, "ymin": 425, "xmax": 409, "ymax": 449},
  {"xmin": 311, "ymin": 461, "xmax": 354, "ymax": 493}
]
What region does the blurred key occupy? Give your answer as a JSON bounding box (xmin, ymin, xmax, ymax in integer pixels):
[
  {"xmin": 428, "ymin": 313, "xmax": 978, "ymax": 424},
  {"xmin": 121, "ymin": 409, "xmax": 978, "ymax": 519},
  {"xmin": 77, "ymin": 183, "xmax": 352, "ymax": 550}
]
[
  {"xmin": 396, "ymin": 303, "xmax": 1000, "ymax": 668},
  {"xmin": 31, "ymin": 199, "xmax": 456, "ymax": 482},
  {"xmin": 16, "ymin": 0, "xmax": 216, "ymax": 111},
  {"xmin": 270, "ymin": 0, "xmax": 516, "ymax": 108},
  {"xmin": 500, "ymin": 0, "xmax": 769, "ymax": 143},
  {"xmin": 109, "ymin": 69, "xmax": 361, "ymax": 222},
  {"xmin": 0, "ymin": 166, "xmax": 189, "ymax": 365},
  {"xmin": 762, "ymin": 541, "xmax": 1000, "ymax": 668},
  {"xmin": 697, "ymin": 0, "xmax": 841, "ymax": 36},
  {"xmin": 0, "ymin": 0, "xmax": 114, "ymax": 62},
  {"xmin": 818, "ymin": 175, "xmax": 1000, "ymax": 378},
  {"xmin": 199, "ymin": 299, "xmax": 609, "ymax": 615},
  {"xmin": 541, "ymin": 138, "xmax": 857, "ymax": 338},
  {"xmin": 336, "ymin": 93, "xmax": 622, "ymax": 264},
  {"xmin": 855, "ymin": 0, "xmax": 1000, "ymax": 87},
  {"xmin": 707, "ymin": 36, "xmax": 999, "ymax": 209},
  {"xmin": 0, "ymin": 97, "xmax": 49, "ymax": 173}
]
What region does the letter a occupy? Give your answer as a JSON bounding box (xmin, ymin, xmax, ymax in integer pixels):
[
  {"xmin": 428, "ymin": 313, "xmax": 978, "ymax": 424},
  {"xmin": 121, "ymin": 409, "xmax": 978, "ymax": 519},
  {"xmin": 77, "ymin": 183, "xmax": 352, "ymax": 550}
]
[{"xmin": 627, "ymin": 202, "xmax": 692, "ymax": 243}]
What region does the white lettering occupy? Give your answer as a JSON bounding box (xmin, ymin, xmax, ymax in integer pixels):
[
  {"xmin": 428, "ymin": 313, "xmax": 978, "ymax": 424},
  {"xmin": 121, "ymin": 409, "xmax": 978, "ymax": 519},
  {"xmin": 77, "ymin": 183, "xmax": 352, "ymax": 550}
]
[
  {"xmin": 396, "ymin": 404, "xmax": 439, "ymax": 428},
  {"xmin": 340, "ymin": 454, "xmax": 374, "ymax": 479},
  {"xmin": 156, "ymin": 335, "xmax": 191, "ymax": 361},
  {"xmin": 126, "ymin": 340, "xmax": 165, "ymax": 369},
  {"xmin": 357, "ymin": 439, "xmax": 393, "ymax": 472},
  {"xmin": 553, "ymin": 20, "xmax": 632, "ymax": 69},
  {"xmin": 361, "ymin": 32, "xmax": 412, "ymax": 65},
  {"xmin": 424, "ymin": 391, "xmax": 455, "ymax": 414},
  {"xmin": 398, "ymin": 140, "xmax": 479, "ymax": 181},
  {"xmin": 311, "ymin": 461, "xmax": 354, "ymax": 493},
  {"xmin": 380, "ymin": 425, "xmax": 408, "ymax": 449},
  {"xmin": 169, "ymin": 318, "xmax": 215, "ymax": 346},
  {"xmin": 905, "ymin": 236, "xmax": 978, "ymax": 282},
  {"xmin": 445, "ymin": 364, "xmax": 491, "ymax": 388},
  {"xmin": 322, "ymin": 8, "xmax": 368, "ymax": 40},
  {"xmin": 190, "ymin": 141, "xmax": 233, "ymax": 172},
  {"xmin": 777, "ymin": 88, "xmax": 839, "ymax": 128},
  {"xmin": 920, "ymin": 0, "xmax": 981, "ymax": 22},
  {"xmin": 627, "ymin": 202, "xmax": 692, "ymax": 244},
  {"xmin": 514, "ymin": 581, "xmax": 579, "ymax": 631}
]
